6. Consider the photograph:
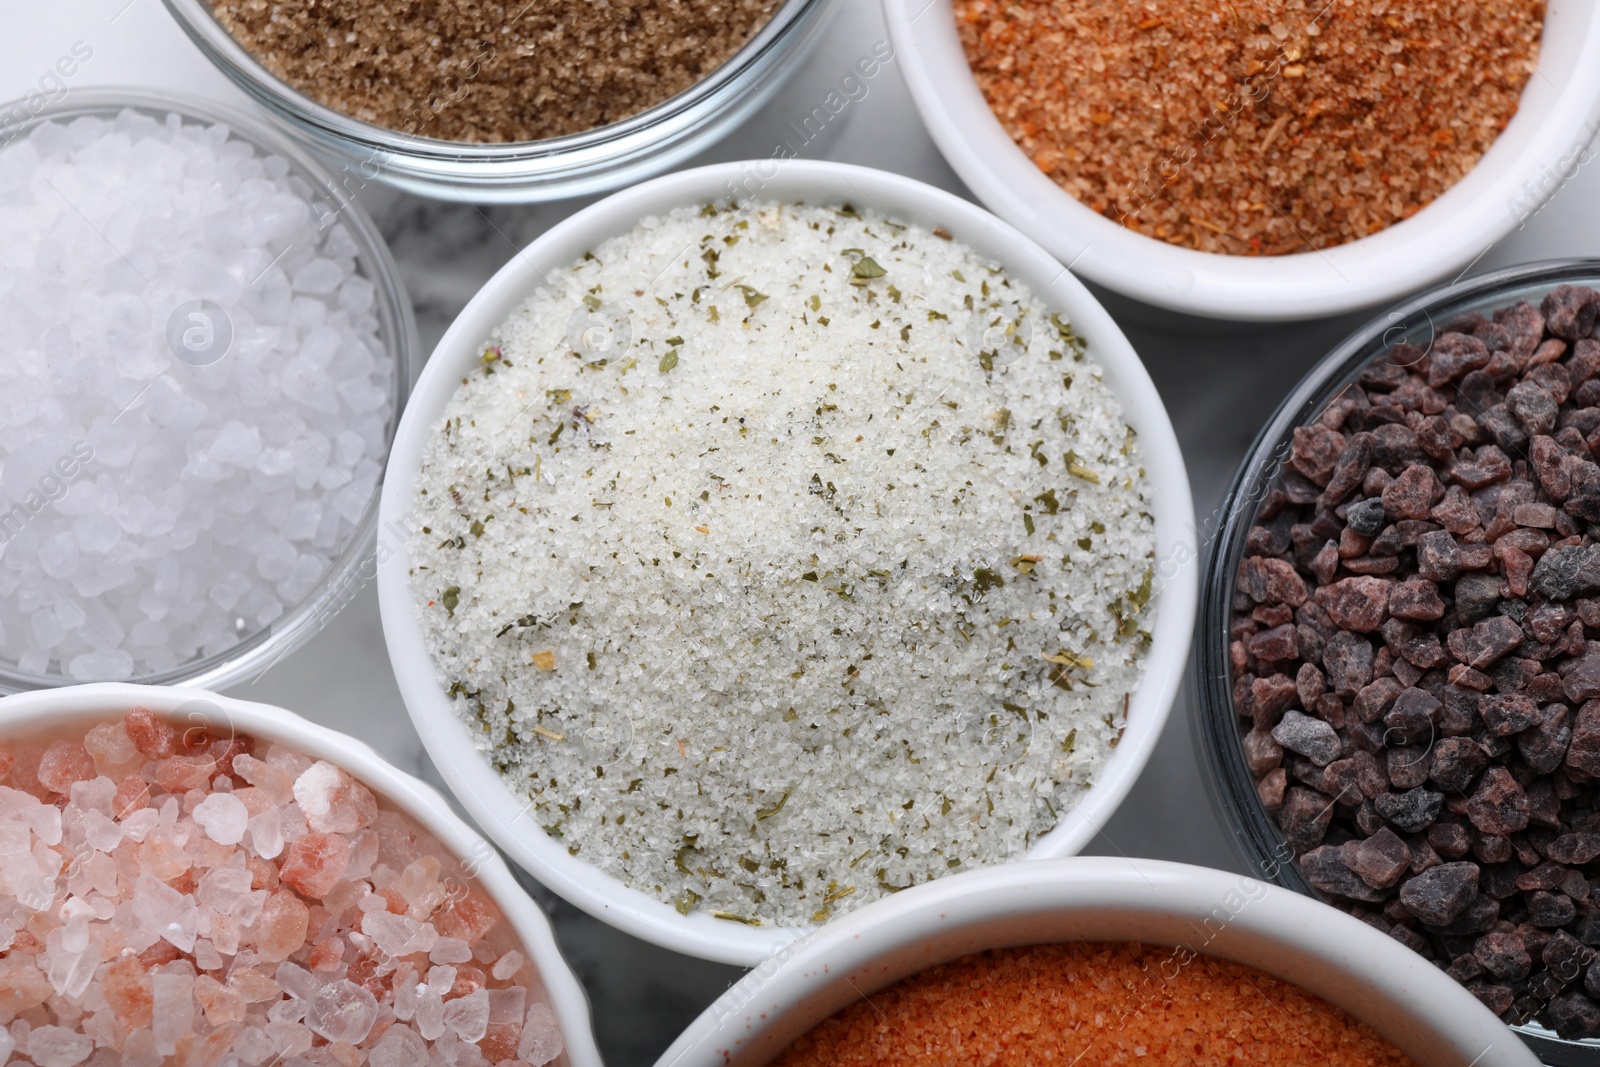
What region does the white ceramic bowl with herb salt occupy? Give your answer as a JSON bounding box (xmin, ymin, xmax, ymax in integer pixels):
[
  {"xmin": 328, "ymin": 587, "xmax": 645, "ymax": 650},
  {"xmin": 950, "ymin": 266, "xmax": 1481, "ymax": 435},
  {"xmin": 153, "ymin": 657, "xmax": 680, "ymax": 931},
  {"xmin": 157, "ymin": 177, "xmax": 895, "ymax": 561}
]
[{"xmin": 377, "ymin": 160, "xmax": 1197, "ymax": 965}]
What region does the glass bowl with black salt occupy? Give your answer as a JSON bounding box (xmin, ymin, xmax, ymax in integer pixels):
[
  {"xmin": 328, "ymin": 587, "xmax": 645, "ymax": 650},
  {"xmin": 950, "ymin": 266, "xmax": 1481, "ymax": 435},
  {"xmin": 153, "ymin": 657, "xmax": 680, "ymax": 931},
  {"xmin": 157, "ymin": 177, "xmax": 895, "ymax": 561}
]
[
  {"xmin": 0, "ymin": 89, "xmax": 417, "ymax": 693},
  {"xmin": 160, "ymin": 0, "xmax": 840, "ymax": 202},
  {"xmin": 1197, "ymin": 259, "xmax": 1600, "ymax": 1063}
]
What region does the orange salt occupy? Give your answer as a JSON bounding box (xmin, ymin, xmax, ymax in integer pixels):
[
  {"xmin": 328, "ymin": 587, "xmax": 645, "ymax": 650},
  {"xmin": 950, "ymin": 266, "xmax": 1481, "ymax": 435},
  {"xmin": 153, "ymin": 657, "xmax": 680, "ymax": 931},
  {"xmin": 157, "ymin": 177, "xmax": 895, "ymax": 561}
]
[{"xmin": 772, "ymin": 942, "xmax": 1415, "ymax": 1066}]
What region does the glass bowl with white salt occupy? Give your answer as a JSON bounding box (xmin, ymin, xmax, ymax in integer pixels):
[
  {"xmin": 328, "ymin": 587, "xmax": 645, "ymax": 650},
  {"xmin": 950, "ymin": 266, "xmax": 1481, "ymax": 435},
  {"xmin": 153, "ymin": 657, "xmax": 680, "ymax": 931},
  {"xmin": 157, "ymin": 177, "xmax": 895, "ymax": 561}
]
[
  {"xmin": 0, "ymin": 90, "xmax": 417, "ymax": 692},
  {"xmin": 0, "ymin": 681, "xmax": 603, "ymax": 1067},
  {"xmin": 377, "ymin": 160, "xmax": 1199, "ymax": 965}
]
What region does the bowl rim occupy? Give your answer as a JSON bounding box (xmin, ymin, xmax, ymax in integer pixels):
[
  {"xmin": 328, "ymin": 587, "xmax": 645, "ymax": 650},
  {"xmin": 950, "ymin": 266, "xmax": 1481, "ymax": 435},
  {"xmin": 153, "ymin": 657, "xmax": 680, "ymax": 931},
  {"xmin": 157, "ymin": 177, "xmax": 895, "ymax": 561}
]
[
  {"xmin": 1193, "ymin": 259, "xmax": 1600, "ymax": 1064},
  {"xmin": 158, "ymin": 0, "xmax": 840, "ymax": 201},
  {"xmin": 0, "ymin": 87, "xmax": 419, "ymax": 695},
  {"xmin": 0, "ymin": 681, "xmax": 602, "ymax": 1067},
  {"xmin": 376, "ymin": 157, "xmax": 1198, "ymax": 965},
  {"xmin": 653, "ymin": 856, "xmax": 1540, "ymax": 1067},
  {"xmin": 882, "ymin": 0, "xmax": 1600, "ymax": 321}
]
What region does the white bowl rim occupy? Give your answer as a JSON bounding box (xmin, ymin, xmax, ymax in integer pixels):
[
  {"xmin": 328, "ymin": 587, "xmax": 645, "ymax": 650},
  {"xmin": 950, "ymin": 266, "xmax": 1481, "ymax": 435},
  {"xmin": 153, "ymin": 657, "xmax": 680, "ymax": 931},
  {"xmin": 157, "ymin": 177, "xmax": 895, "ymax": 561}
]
[
  {"xmin": 377, "ymin": 158, "xmax": 1198, "ymax": 965},
  {"xmin": 882, "ymin": 0, "xmax": 1600, "ymax": 321},
  {"xmin": 654, "ymin": 856, "xmax": 1541, "ymax": 1067},
  {"xmin": 0, "ymin": 682, "xmax": 602, "ymax": 1067}
]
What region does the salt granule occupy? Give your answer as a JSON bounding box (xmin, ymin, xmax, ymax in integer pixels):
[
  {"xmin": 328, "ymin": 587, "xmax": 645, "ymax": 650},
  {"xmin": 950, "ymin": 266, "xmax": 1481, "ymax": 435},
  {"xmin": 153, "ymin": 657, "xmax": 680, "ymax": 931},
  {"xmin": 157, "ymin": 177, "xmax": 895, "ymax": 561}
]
[
  {"xmin": 411, "ymin": 201, "xmax": 1157, "ymax": 926},
  {"xmin": 0, "ymin": 111, "xmax": 394, "ymax": 680},
  {"xmin": 0, "ymin": 710, "xmax": 565, "ymax": 1067},
  {"xmin": 192, "ymin": 792, "xmax": 247, "ymax": 844}
]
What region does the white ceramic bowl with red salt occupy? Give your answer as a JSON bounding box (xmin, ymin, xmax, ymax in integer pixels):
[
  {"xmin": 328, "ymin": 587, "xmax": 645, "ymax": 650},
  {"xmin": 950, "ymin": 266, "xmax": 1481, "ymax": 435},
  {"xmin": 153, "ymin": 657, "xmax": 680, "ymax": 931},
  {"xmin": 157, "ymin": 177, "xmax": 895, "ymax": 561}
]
[
  {"xmin": 883, "ymin": 0, "xmax": 1600, "ymax": 321},
  {"xmin": 0, "ymin": 682, "xmax": 602, "ymax": 1067},
  {"xmin": 655, "ymin": 857, "xmax": 1541, "ymax": 1067},
  {"xmin": 377, "ymin": 159, "xmax": 1198, "ymax": 966}
]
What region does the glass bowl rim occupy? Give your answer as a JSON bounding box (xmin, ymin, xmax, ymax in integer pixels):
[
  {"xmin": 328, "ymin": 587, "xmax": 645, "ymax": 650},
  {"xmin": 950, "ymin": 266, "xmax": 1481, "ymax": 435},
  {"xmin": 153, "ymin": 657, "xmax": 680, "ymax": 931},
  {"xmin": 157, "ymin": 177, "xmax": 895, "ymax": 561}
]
[
  {"xmin": 159, "ymin": 0, "xmax": 836, "ymax": 160},
  {"xmin": 1195, "ymin": 257, "xmax": 1600, "ymax": 1063}
]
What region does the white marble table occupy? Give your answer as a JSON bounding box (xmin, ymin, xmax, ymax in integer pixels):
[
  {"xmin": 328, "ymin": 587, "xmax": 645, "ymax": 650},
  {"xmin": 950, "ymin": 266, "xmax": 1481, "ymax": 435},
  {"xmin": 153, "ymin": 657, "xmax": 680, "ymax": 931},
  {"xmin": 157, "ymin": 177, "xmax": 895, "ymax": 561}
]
[{"xmin": 7, "ymin": 2, "xmax": 1600, "ymax": 1062}]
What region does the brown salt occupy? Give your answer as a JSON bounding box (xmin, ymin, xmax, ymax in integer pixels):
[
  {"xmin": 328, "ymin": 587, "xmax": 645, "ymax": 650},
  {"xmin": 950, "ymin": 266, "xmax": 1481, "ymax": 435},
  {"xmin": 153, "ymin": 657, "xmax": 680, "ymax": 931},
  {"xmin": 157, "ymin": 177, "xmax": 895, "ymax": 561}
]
[
  {"xmin": 954, "ymin": 1, "xmax": 1544, "ymax": 255},
  {"xmin": 208, "ymin": 0, "xmax": 782, "ymax": 143},
  {"xmin": 771, "ymin": 941, "xmax": 1414, "ymax": 1066}
]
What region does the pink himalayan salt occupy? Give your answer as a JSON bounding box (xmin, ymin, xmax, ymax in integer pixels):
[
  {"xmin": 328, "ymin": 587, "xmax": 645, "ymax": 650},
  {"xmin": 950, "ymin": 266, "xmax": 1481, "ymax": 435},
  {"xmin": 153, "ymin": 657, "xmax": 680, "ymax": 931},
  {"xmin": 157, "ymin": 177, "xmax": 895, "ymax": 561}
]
[
  {"xmin": 83, "ymin": 720, "xmax": 138, "ymax": 768},
  {"xmin": 124, "ymin": 706, "xmax": 179, "ymax": 760},
  {"xmin": 37, "ymin": 740, "xmax": 95, "ymax": 794},
  {"xmin": 294, "ymin": 760, "xmax": 378, "ymax": 834},
  {"xmin": 192, "ymin": 792, "xmax": 248, "ymax": 845},
  {"xmin": 280, "ymin": 831, "xmax": 351, "ymax": 898},
  {"xmin": 0, "ymin": 709, "xmax": 564, "ymax": 1067}
]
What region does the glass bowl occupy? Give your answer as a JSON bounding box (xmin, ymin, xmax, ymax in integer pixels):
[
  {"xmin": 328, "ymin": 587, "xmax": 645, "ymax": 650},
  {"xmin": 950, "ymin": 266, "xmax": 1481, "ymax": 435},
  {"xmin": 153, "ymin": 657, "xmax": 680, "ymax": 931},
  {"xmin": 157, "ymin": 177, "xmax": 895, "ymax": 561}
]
[
  {"xmin": 160, "ymin": 0, "xmax": 840, "ymax": 203},
  {"xmin": 0, "ymin": 89, "xmax": 417, "ymax": 694},
  {"xmin": 1196, "ymin": 259, "xmax": 1600, "ymax": 1065}
]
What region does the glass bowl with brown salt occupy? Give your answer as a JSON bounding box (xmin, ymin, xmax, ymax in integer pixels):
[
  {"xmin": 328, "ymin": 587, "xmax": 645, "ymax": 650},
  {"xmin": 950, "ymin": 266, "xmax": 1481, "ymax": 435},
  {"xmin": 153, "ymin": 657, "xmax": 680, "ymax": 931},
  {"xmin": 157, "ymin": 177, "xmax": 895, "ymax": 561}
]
[
  {"xmin": 159, "ymin": 0, "xmax": 840, "ymax": 202},
  {"xmin": 0, "ymin": 682, "xmax": 602, "ymax": 1067},
  {"xmin": 1196, "ymin": 260, "xmax": 1600, "ymax": 1063}
]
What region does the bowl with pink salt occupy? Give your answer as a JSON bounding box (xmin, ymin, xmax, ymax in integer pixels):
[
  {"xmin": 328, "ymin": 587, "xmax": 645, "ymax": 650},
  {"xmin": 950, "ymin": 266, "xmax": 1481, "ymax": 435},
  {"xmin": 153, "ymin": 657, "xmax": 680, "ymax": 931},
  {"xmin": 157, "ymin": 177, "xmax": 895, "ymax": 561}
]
[{"xmin": 0, "ymin": 682, "xmax": 601, "ymax": 1067}]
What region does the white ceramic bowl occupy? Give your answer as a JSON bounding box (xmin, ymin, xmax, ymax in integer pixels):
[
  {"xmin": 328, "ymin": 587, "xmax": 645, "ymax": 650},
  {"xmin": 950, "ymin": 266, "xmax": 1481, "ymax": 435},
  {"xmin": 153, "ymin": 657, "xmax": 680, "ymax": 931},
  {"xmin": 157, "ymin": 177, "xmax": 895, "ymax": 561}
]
[
  {"xmin": 378, "ymin": 160, "xmax": 1198, "ymax": 965},
  {"xmin": 883, "ymin": 0, "xmax": 1600, "ymax": 321},
  {"xmin": 0, "ymin": 683, "xmax": 601, "ymax": 1067},
  {"xmin": 657, "ymin": 857, "xmax": 1540, "ymax": 1067}
]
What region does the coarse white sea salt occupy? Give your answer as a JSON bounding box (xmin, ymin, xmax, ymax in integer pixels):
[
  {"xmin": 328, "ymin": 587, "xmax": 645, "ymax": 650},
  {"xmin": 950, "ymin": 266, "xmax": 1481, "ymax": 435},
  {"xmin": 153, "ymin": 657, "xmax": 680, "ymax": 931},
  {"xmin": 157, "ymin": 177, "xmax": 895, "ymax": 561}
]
[
  {"xmin": 411, "ymin": 201, "xmax": 1157, "ymax": 927},
  {"xmin": 0, "ymin": 109, "xmax": 394, "ymax": 681}
]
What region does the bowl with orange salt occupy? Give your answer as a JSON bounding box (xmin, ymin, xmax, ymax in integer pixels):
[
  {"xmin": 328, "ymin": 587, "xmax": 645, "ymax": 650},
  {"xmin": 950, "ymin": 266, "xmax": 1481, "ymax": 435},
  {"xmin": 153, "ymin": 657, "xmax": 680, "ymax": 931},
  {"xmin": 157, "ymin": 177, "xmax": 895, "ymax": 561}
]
[
  {"xmin": 0, "ymin": 682, "xmax": 601, "ymax": 1067},
  {"xmin": 884, "ymin": 0, "xmax": 1600, "ymax": 321},
  {"xmin": 656, "ymin": 857, "xmax": 1537, "ymax": 1067}
]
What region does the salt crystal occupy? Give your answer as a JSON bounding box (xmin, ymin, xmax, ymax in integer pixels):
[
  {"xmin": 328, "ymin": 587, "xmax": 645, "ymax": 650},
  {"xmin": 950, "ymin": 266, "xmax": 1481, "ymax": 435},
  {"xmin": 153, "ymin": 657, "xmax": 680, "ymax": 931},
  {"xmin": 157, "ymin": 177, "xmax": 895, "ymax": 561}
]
[
  {"xmin": 263, "ymin": 1021, "xmax": 312, "ymax": 1061},
  {"xmin": 80, "ymin": 811, "xmax": 121, "ymax": 853},
  {"xmin": 293, "ymin": 258, "xmax": 343, "ymax": 294},
  {"xmin": 415, "ymin": 987, "xmax": 445, "ymax": 1041},
  {"xmin": 25, "ymin": 1026, "xmax": 91, "ymax": 1067},
  {"xmin": 192, "ymin": 938, "xmax": 224, "ymax": 972},
  {"xmin": 279, "ymin": 832, "xmax": 350, "ymax": 898},
  {"xmin": 305, "ymin": 979, "xmax": 378, "ymax": 1044},
  {"xmin": 369, "ymin": 1025, "xmax": 428, "ymax": 1067},
  {"xmin": 67, "ymin": 776, "xmax": 116, "ymax": 816},
  {"xmin": 429, "ymin": 937, "xmax": 473, "ymax": 965},
  {"xmin": 426, "ymin": 966, "xmax": 456, "ymax": 994},
  {"xmin": 117, "ymin": 807, "xmax": 159, "ymax": 842},
  {"xmin": 274, "ymin": 961, "xmax": 321, "ymax": 1002},
  {"xmin": 150, "ymin": 972, "xmax": 194, "ymax": 1056},
  {"xmin": 132, "ymin": 872, "xmax": 198, "ymax": 952},
  {"xmin": 245, "ymin": 807, "xmax": 285, "ymax": 859},
  {"xmin": 441, "ymin": 988, "xmax": 489, "ymax": 1043},
  {"xmin": 192, "ymin": 792, "xmax": 247, "ymax": 844},
  {"xmin": 392, "ymin": 965, "xmax": 421, "ymax": 1021},
  {"xmin": 234, "ymin": 1027, "xmax": 274, "ymax": 1066},
  {"xmin": 518, "ymin": 1003, "xmax": 564, "ymax": 1066},
  {"xmin": 362, "ymin": 911, "xmax": 437, "ymax": 958},
  {"xmin": 293, "ymin": 761, "xmax": 376, "ymax": 835},
  {"xmin": 486, "ymin": 987, "xmax": 525, "ymax": 1025},
  {"xmin": 489, "ymin": 951, "xmax": 524, "ymax": 982}
]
